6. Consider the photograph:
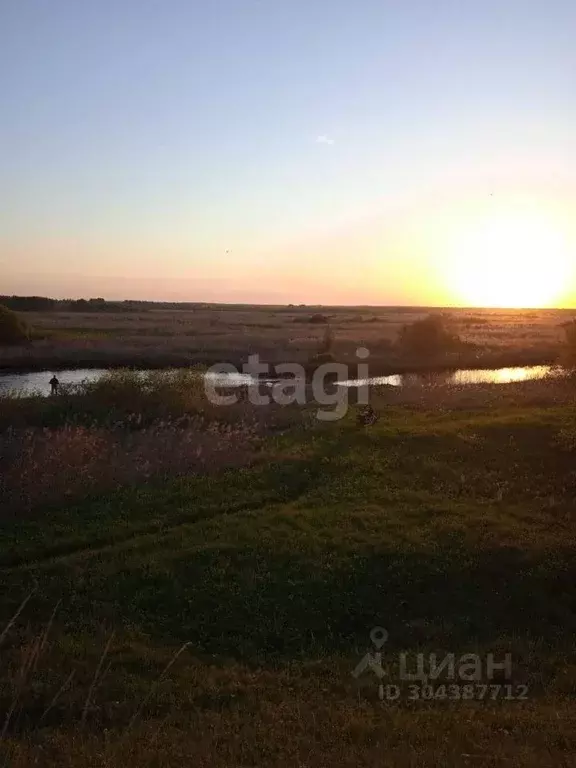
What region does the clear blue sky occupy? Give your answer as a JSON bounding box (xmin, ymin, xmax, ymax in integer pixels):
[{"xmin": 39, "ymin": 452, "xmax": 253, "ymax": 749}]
[{"xmin": 2, "ymin": 0, "xmax": 576, "ymax": 304}]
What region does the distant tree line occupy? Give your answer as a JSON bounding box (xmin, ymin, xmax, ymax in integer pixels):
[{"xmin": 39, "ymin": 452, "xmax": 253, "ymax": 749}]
[
  {"xmin": 0, "ymin": 295, "xmax": 58, "ymax": 312},
  {"xmin": 0, "ymin": 296, "xmax": 144, "ymax": 313},
  {"xmin": 0, "ymin": 295, "xmax": 145, "ymax": 313},
  {"xmin": 0, "ymin": 296, "xmax": 219, "ymax": 313}
]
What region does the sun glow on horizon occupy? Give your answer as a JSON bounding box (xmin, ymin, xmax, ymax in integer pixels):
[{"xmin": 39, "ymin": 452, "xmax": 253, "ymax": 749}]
[{"xmin": 443, "ymin": 210, "xmax": 573, "ymax": 308}]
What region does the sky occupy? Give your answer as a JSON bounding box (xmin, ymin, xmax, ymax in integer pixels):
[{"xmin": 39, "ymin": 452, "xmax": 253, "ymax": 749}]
[{"xmin": 1, "ymin": 0, "xmax": 576, "ymax": 306}]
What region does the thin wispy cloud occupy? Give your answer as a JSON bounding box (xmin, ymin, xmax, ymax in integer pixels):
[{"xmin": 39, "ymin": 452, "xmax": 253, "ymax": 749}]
[{"xmin": 315, "ymin": 134, "xmax": 335, "ymax": 146}]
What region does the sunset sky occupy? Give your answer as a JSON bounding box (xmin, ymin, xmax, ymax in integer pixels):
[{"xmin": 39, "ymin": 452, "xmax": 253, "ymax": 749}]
[{"xmin": 2, "ymin": 0, "xmax": 576, "ymax": 306}]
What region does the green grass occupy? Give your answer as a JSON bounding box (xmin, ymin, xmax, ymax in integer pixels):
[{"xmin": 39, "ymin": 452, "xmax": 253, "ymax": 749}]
[{"xmin": 1, "ymin": 398, "xmax": 576, "ymax": 766}]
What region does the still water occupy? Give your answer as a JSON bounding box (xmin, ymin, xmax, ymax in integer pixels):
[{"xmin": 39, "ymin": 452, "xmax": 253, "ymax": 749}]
[{"xmin": 0, "ymin": 365, "xmax": 556, "ymax": 397}]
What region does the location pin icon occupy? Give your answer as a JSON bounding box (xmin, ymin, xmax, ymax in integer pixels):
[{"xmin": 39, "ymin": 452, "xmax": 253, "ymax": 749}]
[{"xmin": 370, "ymin": 627, "xmax": 388, "ymax": 649}]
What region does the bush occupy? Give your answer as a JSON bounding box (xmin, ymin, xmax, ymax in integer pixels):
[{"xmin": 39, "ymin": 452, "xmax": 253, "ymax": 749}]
[
  {"xmin": 318, "ymin": 325, "xmax": 334, "ymax": 356},
  {"xmin": 561, "ymin": 319, "xmax": 576, "ymax": 367},
  {"xmin": 0, "ymin": 304, "xmax": 30, "ymax": 345},
  {"xmin": 397, "ymin": 314, "xmax": 460, "ymax": 358},
  {"xmin": 309, "ymin": 313, "xmax": 329, "ymax": 324},
  {"xmin": 306, "ymin": 325, "xmax": 335, "ymax": 366}
]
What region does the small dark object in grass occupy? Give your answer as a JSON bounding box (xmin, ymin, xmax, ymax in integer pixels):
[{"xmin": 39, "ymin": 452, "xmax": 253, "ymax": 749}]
[{"xmin": 357, "ymin": 405, "xmax": 379, "ymax": 426}]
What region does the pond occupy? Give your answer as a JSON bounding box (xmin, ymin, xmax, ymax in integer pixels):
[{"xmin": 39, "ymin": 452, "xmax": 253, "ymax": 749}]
[{"xmin": 0, "ymin": 364, "xmax": 558, "ymax": 397}]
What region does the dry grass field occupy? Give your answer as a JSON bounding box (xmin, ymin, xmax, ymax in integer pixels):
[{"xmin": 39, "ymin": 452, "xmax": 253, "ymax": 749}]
[{"xmin": 1, "ymin": 304, "xmax": 575, "ymax": 373}]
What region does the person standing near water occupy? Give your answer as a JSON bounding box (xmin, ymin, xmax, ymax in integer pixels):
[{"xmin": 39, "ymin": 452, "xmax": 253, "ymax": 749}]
[{"xmin": 49, "ymin": 375, "xmax": 59, "ymax": 395}]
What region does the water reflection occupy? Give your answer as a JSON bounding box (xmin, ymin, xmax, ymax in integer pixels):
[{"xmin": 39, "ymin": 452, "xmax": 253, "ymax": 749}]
[
  {"xmin": 0, "ymin": 364, "xmax": 557, "ymax": 397},
  {"xmin": 449, "ymin": 365, "xmax": 552, "ymax": 386},
  {"xmin": 355, "ymin": 365, "xmax": 553, "ymax": 388},
  {"xmin": 0, "ymin": 368, "xmax": 104, "ymax": 397}
]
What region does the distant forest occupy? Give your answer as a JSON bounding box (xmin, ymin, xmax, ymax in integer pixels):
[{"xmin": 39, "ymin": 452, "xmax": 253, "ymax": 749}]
[{"xmin": 0, "ymin": 296, "xmax": 212, "ymax": 312}]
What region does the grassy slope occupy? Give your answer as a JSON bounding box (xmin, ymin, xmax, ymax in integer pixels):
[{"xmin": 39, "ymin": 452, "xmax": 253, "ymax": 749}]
[{"xmin": 1, "ymin": 400, "xmax": 576, "ymax": 766}]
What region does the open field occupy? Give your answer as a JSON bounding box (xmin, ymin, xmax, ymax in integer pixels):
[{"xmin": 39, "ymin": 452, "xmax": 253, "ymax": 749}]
[
  {"xmin": 1, "ymin": 304, "xmax": 575, "ymax": 373},
  {"xmin": 1, "ymin": 375, "xmax": 576, "ymax": 766}
]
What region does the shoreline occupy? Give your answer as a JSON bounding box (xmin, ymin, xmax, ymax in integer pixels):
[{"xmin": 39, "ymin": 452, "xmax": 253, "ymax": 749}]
[{"xmin": 0, "ymin": 349, "xmax": 562, "ymax": 379}]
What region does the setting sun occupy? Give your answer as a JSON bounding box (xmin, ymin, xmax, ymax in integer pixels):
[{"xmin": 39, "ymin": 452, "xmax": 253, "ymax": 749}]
[{"xmin": 444, "ymin": 211, "xmax": 573, "ymax": 308}]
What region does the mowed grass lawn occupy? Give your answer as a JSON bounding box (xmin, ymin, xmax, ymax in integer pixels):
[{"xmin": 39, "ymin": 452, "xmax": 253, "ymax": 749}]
[{"xmin": 1, "ymin": 396, "xmax": 576, "ymax": 766}]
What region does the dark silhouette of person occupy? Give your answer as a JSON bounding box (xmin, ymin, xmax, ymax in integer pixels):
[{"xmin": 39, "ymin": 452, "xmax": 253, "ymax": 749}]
[{"xmin": 49, "ymin": 375, "xmax": 59, "ymax": 395}]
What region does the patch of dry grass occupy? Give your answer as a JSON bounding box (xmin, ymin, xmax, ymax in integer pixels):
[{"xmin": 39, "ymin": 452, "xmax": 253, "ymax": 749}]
[
  {"xmin": 0, "ymin": 420, "xmax": 260, "ymax": 515},
  {"xmin": 0, "ymin": 370, "xmax": 314, "ymax": 513}
]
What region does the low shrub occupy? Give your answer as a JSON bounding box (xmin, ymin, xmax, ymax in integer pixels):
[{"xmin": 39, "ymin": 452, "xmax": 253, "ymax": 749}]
[
  {"xmin": 397, "ymin": 314, "xmax": 461, "ymax": 358},
  {"xmin": 0, "ymin": 304, "xmax": 30, "ymax": 345},
  {"xmin": 561, "ymin": 319, "xmax": 576, "ymax": 367}
]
